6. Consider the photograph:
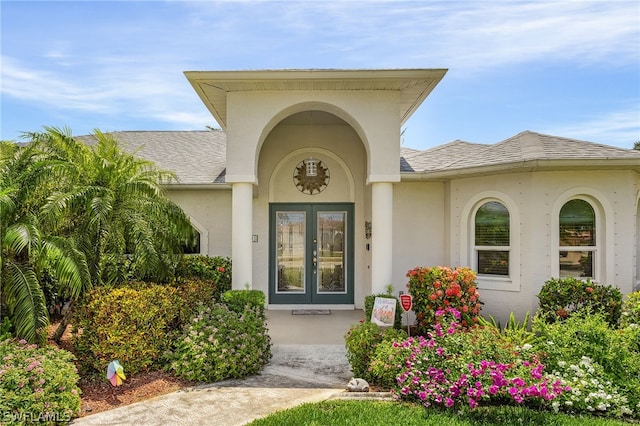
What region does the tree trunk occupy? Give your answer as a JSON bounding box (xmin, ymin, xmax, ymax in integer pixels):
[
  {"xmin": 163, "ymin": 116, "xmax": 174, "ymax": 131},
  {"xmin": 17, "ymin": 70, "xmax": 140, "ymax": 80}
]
[{"xmin": 53, "ymin": 299, "xmax": 74, "ymax": 343}]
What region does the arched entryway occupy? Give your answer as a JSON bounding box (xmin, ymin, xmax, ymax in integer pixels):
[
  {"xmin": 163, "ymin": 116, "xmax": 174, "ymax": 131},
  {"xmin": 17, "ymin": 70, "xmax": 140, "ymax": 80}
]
[
  {"xmin": 259, "ymin": 110, "xmax": 362, "ymax": 306},
  {"xmin": 184, "ymin": 68, "xmax": 448, "ymax": 307}
]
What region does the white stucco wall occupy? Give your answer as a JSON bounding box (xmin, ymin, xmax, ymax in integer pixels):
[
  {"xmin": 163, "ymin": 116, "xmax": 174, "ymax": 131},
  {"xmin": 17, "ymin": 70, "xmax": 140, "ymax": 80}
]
[
  {"xmin": 166, "ymin": 189, "xmax": 232, "ymax": 257},
  {"xmin": 166, "ymin": 164, "xmax": 638, "ymax": 321},
  {"xmin": 225, "ymin": 91, "xmax": 401, "ymax": 183},
  {"xmin": 392, "ymin": 182, "xmax": 447, "ymax": 293},
  {"xmin": 446, "ymin": 169, "xmax": 639, "ymax": 324}
]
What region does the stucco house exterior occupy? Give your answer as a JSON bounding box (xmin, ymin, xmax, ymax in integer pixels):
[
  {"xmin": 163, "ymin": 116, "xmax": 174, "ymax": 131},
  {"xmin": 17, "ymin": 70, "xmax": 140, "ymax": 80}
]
[{"xmin": 85, "ymin": 69, "xmax": 640, "ymax": 323}]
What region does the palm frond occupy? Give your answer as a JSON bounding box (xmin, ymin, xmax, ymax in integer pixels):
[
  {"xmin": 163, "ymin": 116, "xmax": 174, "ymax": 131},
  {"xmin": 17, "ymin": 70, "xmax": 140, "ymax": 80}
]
[
  {"xmin": 41, "ymin": 236, "xmax": 91, "ymax": 299},
  {"xmin": 3, "ymin": 260, "xmax": 48, "ymax": 343}
]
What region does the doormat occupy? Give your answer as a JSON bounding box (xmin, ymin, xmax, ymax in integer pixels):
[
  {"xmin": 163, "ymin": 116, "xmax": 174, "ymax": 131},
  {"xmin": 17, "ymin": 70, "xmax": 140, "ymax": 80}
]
[{"xmin": 291, "ymin": 309, "xmax": 331, "ymax": 315}]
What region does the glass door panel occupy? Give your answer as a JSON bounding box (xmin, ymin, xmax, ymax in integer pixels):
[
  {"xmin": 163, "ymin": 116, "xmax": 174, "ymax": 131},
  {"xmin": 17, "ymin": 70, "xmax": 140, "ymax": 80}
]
[
  {"xmin": 276, "ymin": 211, "xmax": 306, "ymax": 293},
  {"xmin": 269, "ymin": 203, "xmax": 353, "ymax": 304},
  {"xmin": 317, "ymin": 212, "xmax": 346, "ymax": 293}
]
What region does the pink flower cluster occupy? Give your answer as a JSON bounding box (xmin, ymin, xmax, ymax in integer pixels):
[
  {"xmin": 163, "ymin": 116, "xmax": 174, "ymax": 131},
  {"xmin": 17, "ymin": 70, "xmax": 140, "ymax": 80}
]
[{"xmin": 391, "ymin": 310, "xmax": 569, "ymax": 410}]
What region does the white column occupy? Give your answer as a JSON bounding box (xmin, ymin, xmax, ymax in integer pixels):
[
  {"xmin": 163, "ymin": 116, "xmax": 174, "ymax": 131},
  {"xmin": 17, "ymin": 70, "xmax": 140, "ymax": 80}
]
[
  {"xmin": 371, "ymin": 182, "xmax": 393, "ymax": 294},
  {"xmin": 232, "ymin": 182, "xmax": 253, "ymax": 290}
]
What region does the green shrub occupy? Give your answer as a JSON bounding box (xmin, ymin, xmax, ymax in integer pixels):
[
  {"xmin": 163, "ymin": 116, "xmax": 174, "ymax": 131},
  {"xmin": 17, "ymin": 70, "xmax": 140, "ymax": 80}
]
[
  {"xmin": 221, "ymin": 290, "xmax": 266, "ymax": 314},
  {"xmin": 175, "ymin": 255, "xmax": 231, "ymax": 300},
  {"xmin": 167, "ymin": 303, "xmax": 271, "ymax": 382},
  {"xmin": 344, "ymin": 321, "xmax": 407, "ymax": 382},
  {"xmin": 478, "ymin": 312, "xmax": 535, "ymax": 346},
  {"xmin": 0, "ymin": 339, "xmax": 81, "ymax": 423},
  {"xmin": 547, "ymin": 356, "xmax": 634, "ymax": 418},
  {"xmin": 170, "ymin": 278, "xmax": 219, "ymax": 326},
  {"xmin": 406, "ymin": 266, "xmax": 482, "ymax": 334},
  {"xmin": 536, "ymin": 277, "xmax": 622, "ymax": 326},
  {"xmin": 533, "ymin": 311, "xmax": 640, "ymax": 417},
  {"xmin": 0, "ymin": 317, "xmax": 13, "ymax": 341},
  {"xmin": 73, "ymin": 285, "xmax": 180, "ymax": 375},
  {"xmin": 369, "ymin": 339, "xmax": 410, "ymax": 388},
  {"xmin": 364, "ymin": 294, "xmax": 402, "ymax": 329},
  {"xmin": 621, "ymin": 290, "xmax": 640, "ymax": 327}
]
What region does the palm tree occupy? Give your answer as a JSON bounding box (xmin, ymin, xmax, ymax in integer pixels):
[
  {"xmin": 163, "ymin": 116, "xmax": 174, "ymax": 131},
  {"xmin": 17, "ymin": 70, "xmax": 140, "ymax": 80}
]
[
  {"xmin": 33, "ymin": 128, "xmax": 196, "ymax": 341},
  {"xmin": 634, "ymin": 141, "xmax": 640, "ymax": 150},
  {"xmin": 40, "ymin": 128, "xmax": 195, "ymax": 284},
  {"xmin": 0, "ymin": 140, "xmax": 88, "ymax": 343},
  {"xmin": 2, "ymin": 127, "xmax": 196, "ymax": 343}
]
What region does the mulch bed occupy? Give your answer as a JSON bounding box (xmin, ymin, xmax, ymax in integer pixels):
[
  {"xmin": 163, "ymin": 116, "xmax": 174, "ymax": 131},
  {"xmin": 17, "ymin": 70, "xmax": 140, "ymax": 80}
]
[{"xmin": 47, "ymin": 321, "xmax": 195, "ymax": 417}]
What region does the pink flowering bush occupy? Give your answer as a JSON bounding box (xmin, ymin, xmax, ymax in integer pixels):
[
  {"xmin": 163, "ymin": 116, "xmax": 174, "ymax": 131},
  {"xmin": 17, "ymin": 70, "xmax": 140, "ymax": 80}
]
[
  {"xmin": 167, "ymin": 303, "xmax": 271, "ymax": 382},
  {"xmin": 388, "ymin": 309, "xmax": 568, "ymax": 411},
  {"xmin": 0, "ymin": 339, "xmax": 81, "ymax": 423},
  {"xmin": 406, "ymin": 266, "xmax": 481, "ymax": 334}
]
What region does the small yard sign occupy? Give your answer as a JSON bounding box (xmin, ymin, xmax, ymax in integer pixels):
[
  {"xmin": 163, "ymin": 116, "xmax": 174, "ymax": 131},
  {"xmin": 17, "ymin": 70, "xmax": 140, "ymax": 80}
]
[
  {"xmin": 399, "ymin": 294, "xmax": 412, "ymax": 312},
  {"xmin": 399, "ymin": 293, "xmax": 413, "ymax": 336},
  {"xmin": 371, "ymin": 297, "xmax": 396, "ymax": 327}
]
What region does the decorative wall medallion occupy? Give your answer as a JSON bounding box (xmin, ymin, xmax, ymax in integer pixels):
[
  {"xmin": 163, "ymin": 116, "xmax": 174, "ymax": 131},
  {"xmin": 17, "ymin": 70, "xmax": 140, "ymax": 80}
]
[{"xmin": 293, "ymin": 159, "xmax": 330, "ymax": 195}]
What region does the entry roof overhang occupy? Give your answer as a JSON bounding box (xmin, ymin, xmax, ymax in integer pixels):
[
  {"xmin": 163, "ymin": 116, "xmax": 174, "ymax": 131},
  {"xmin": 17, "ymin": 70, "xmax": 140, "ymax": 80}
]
[{"xmin": 184, "ymin": 68, "xmax": 448, "ymax": 131}]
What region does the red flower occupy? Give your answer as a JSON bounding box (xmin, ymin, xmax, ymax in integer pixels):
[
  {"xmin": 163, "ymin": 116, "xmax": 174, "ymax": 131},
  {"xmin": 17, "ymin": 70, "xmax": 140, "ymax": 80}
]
[
  {"xmin": 218, "ymin": 267, "xmax": 225, "ymax": 272},
  {"xmin": 585, "ymin": 287, "xmax": 593, "ymax": 293}
]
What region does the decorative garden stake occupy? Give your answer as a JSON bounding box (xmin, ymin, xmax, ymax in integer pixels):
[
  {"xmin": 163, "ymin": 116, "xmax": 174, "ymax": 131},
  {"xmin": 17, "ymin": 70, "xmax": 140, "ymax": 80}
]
[{"xmin": 399, "ymin": 293, "xmax": 413, "ymax": 336}]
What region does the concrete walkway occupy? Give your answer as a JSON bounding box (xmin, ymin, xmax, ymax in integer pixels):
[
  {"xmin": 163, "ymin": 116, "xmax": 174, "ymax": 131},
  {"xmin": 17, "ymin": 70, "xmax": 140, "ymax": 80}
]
[{"xmin": 72, "ymin": 310, "xmax": 367, "ymax": 425}]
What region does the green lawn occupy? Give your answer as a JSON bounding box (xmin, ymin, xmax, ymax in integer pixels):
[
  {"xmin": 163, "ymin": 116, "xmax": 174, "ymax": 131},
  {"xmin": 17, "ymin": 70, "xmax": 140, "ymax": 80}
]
[{"xmin": 248, "ymin": 400, "xmax": 631, "ymax": 426}]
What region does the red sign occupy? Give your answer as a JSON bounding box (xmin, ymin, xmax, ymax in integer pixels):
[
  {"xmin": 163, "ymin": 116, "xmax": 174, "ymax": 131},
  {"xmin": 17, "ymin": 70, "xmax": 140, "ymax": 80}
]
[{"xmin": 399, "ymin": 294, "xmax": 413, "ymax": 312}]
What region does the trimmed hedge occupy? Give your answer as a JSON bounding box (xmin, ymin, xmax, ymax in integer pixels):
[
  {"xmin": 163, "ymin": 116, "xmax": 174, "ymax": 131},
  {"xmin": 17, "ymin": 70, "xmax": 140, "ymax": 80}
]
[
  {"xmin": 344, "ymin": 321, "xmax": 407, "ymax": 382},
  {"xmin": 72, "ymin": 285, "xmax": 179, "ymax": 374},
  {"xmin": 167, "ymin": 302, "xmax": 271, "ymax": 382},
  {"xmin": 537, "ymin": 277, "xmax": 622, "ymax": 326},
  {"xmin": 221, "ymin": 290, "xmax": 266, "ymax": 314}
]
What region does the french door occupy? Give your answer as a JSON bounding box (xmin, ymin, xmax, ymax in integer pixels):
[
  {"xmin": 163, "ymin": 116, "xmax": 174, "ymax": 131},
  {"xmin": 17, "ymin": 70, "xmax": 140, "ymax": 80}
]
[{"xmin": 269, "ymin": 203, "xmax": 354, "ymax": 304}]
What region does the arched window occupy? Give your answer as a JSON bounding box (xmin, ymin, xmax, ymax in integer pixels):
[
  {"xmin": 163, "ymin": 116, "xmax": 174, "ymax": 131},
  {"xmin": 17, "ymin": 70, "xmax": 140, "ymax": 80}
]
[
  {"xmin": 182, "ymin": 227, "xmax": 201, "ymax": 254},
  {"xmin": 474, "ymin": 201, "xmax": 510, "ymax": 276},
  {"xmin": 559, "ymin": 199, "xmax": 595, "ymax": 278}
]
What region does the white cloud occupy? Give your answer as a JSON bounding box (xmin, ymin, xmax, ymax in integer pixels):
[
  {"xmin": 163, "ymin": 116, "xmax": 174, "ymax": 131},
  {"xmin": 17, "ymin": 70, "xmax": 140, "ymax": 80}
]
[
  {"xmin": 546, "ymin": 105, "xmax": 640, "ymax": 147},
  {"xmin": 1, "ymin": 55, "xmax": 212, "ymax": 128},
  {"xmin": 1, "ymin": 1, "xmax": 637, "ymax": 139}
]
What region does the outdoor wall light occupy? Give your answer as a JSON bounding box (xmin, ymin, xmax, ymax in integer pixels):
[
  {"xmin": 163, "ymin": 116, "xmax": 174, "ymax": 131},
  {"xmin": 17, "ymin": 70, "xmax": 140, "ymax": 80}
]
[
  {"xmin": 365, "ymin": 221, "xmax": 372, "ymax": 239},
  {"xmin": 304, "ymin": 157, "xmax": 319, "ymax": 177}
]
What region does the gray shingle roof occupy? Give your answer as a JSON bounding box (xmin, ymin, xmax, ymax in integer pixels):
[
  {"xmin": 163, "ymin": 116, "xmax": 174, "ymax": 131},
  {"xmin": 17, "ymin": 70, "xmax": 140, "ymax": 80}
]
[
  {"xmin": 401, "ymin": 131, "xmax": 640, "ymax": 173},
  {"xmin": 78, "ymin": 130, "xmax": 640, "ymax": 185},
  {"xmin": 77, "ymin": 131, "xmax": 226, "ymax": 184}
]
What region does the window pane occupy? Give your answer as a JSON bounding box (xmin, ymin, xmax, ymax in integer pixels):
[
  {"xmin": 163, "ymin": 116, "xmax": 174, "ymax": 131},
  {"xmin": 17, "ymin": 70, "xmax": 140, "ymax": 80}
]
[
  {"xmin": 477, "ymin": 250, "xmax": 509, "ymax": 276},
  {"xmin": 560, "ymin": 199, "xmax": 595, "ymax": 246},
  {"xmin": 276, "ymin": 211, "xmax": 306, "ymax": 293},
  {"xmin": 475, "ymin": 201, "xmax": 509, "ymax": 246},
  {"xmin": 559, "ymin": 251, "xmax": 593, "ymax": 278},
  {"xmin": 182, "ymin": 228, "xmax": 201, "ymax": 254},
  {"xmin": 317, "ymin": 212, "xmax": 346, "ymax": 293}
]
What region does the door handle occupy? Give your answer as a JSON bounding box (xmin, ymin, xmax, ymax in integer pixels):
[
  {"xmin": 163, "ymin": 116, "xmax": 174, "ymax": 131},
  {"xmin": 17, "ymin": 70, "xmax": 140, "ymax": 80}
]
[{"xmin": 312, "ymin": 249, "xmax": 317, "ymax": 274}]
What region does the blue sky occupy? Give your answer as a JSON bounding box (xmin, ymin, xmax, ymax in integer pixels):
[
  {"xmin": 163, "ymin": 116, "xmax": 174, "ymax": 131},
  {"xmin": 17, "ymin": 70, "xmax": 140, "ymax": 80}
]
[{"xmin": 1, "ymin": 0, "xmax": 639, "ymax": 150}]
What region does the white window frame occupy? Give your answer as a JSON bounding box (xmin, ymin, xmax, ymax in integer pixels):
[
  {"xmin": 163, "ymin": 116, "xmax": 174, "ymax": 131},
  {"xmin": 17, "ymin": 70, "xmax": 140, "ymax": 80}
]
[
  {"xmin": 558, "ymin": 198, "xmax": 596, "ymax": 280},
  {"xmin": 474, "ymin": 200, "xmax": 511, "ymax": 278},
  {"xmin": 551, "ymin": 189, "xmax": 613, "ymax": 283},
  {"xmin": 461, "ymin": 191, "xmax": 520, "ymax": 292},
  {"xmin": 550, "ymin": 187, "xmax": 615, "ymax": 284}
]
